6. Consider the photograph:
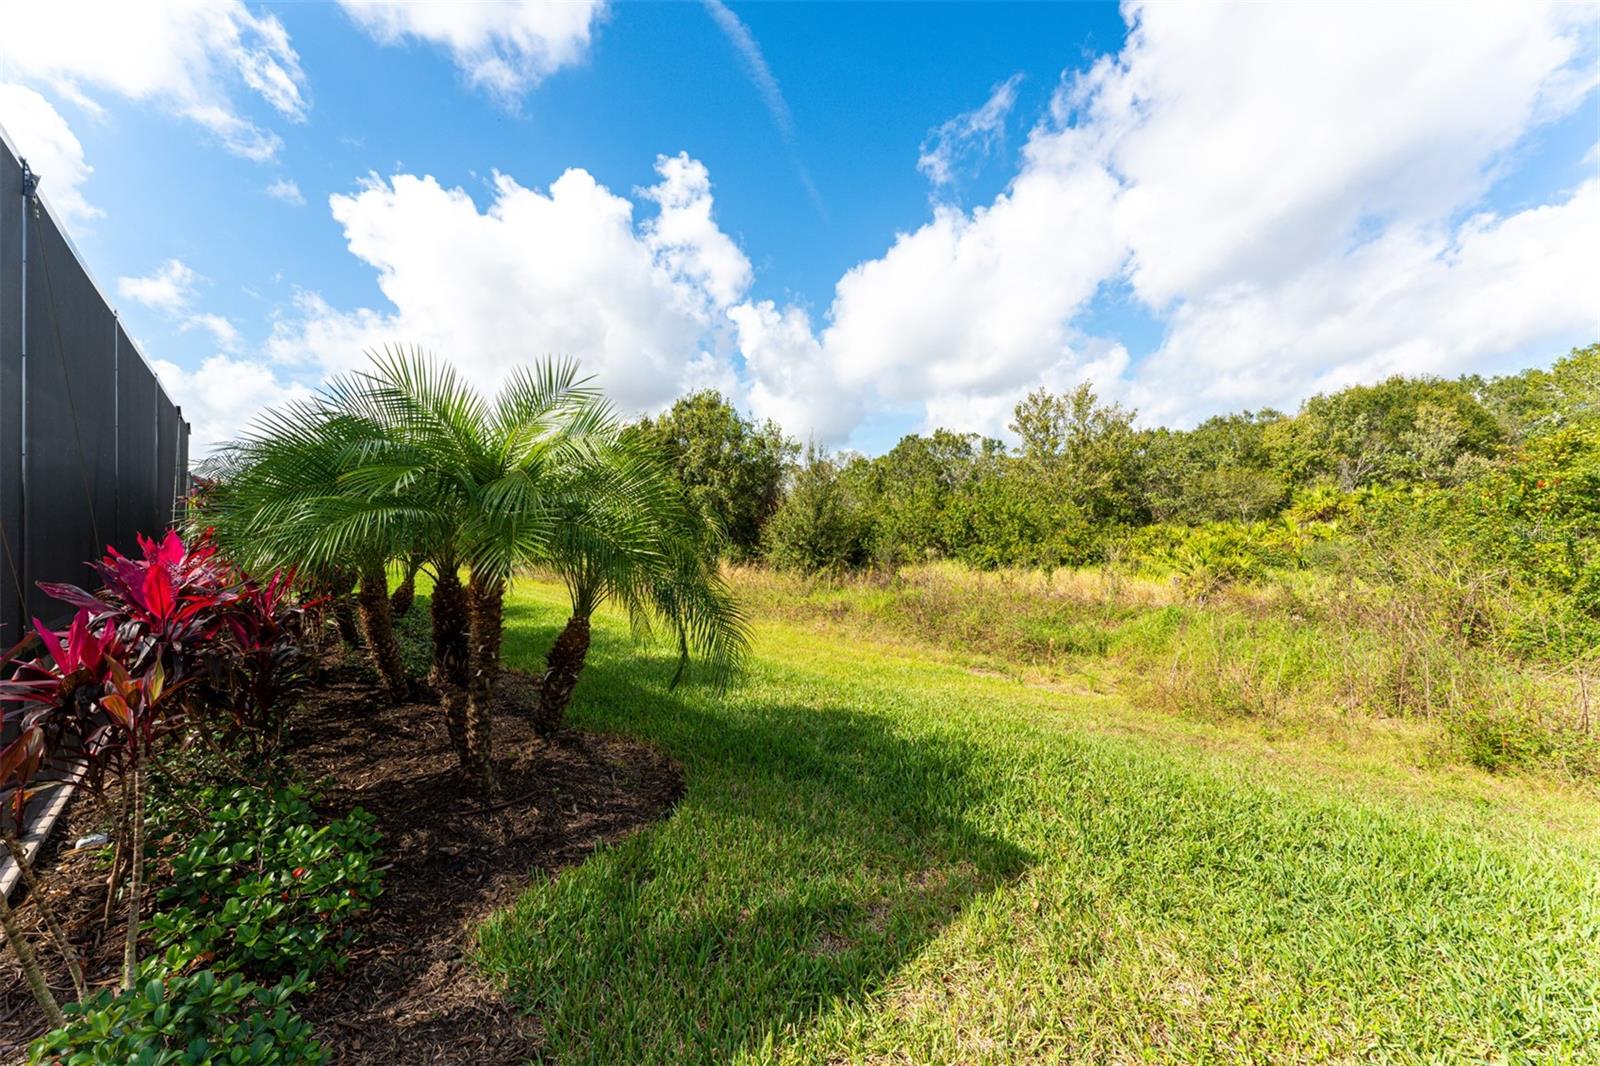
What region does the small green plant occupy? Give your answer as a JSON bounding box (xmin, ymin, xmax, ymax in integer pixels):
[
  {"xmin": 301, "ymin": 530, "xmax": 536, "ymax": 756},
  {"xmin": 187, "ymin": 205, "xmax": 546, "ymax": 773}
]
[
  {"xmin": 28, "ymin": 969, "xmax": 327, "ymax": 1065},
  {"xmin": 150, "ymin": 785, "xmax": 383, "ymax": 979}
]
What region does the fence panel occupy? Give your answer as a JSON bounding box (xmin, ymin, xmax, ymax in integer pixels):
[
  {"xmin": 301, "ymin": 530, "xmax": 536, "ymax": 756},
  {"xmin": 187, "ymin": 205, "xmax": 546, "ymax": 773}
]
[
  {"xmin": 0, "ymin": 138, "xmax": 22, "ymax": 644},
  {"xmin": 22, "ymin": 202, "xmax": 120, "ymax": 625},
  {"xmin": 116, "ymin": 324, "xmax": 158, "ymax": 551},
  {"xmin": 0, "ymin": 129, "xmax": 190, "ymax": 645}
]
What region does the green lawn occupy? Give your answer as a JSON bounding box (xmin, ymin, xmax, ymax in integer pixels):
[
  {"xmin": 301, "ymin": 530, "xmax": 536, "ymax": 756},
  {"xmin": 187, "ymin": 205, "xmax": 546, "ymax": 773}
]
[{"xmin": 474, "ymin": 579, "xmax": 1600, "ymax": 1064}]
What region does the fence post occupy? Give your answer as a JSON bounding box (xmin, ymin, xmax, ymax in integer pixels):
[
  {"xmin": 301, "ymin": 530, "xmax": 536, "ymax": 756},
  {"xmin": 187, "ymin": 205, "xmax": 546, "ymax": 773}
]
[
  {"xmin": 17, "ymin": 160, "xmax": 33, "ymax": 610},
  {"xmin": 113, "ymin": 311, "xmax": 120, "ymax": 545}
]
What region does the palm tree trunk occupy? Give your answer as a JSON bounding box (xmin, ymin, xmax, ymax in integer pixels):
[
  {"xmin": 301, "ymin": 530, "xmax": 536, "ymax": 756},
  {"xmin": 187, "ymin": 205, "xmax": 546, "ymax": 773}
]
[
  {"xmin": 330, "ymin": 569, "xmax": 362, "ymax": 650},
  {"xmin": 430, "ymin": 564, "xmax": 470, "ymax": 764},
  {"xmin": 358, "ymin": 560, "xmax": 409, "ymax": 703},
  {"xmin": 535, "ymin": 613, "xmax": 591, "ymax": 737},
  {"xmin": 391, "ymin": 555, "xmax": 421, "ymax": 618},
  {"xmin": 465, "ymin": 572, "xmax": 505, "ymax": 789}
]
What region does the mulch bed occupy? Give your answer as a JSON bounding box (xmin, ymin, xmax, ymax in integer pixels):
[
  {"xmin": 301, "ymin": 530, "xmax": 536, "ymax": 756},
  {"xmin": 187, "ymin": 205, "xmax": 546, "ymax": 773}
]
[{"xmin": 0, "ymin": 652, "xmax": 685, "ymax": 1064}]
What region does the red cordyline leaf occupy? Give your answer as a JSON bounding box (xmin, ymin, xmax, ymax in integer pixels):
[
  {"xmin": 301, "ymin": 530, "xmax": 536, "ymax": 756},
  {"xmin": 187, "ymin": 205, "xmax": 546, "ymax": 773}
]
[
  {"xmin": 24, "ymin": 609, "xmax": 114, "ymax": 677},
  {"xmin": 32, "ymin": 616, "xmax": 69, "ymax": 672},
  {"xmin": 101, "ymin": 692, "xmax": 133, "ymax": 729},
  {"xmin": 154, "ymin": 530, "xmax": 185, "ymax": 568},
  {"xmin": 36, "ymin": 581, "xmax": 113, "ymax": 615},
  {"xmin": 0, "ymin": 728, "xmax": 44, "ymax": 787},
  {"xmin": 143, "ymin": 565, "xmax": 177, "ymax": 622}
]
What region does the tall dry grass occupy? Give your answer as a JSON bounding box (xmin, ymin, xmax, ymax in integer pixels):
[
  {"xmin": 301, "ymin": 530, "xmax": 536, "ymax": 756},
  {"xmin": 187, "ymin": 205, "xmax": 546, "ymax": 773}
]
[{"xmin": 729, "ymin": 556, "xmax": 1599, "ymax": 781}]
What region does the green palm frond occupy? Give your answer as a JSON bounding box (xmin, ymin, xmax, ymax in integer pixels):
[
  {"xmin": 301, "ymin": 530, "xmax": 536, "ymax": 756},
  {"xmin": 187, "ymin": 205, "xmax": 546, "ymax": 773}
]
[{"xmin": 204, "ymin": 344, "xmax": 748, "ymax": 686}]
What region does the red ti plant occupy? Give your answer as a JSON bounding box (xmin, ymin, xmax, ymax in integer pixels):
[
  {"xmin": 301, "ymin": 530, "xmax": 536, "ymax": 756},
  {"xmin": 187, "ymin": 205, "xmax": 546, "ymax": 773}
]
[
  {"xmin": 1, "ymin": 529, "xmax": 315, "ymax": 1009},
  {"xmin": 1, "ymin": 606, "xmax": 183, "ymax": 1001},
  {"xmin": 40, "ymin": 529, "xmax": 236, "ymax": 678},
  {"xmin": 208, "ymin": 567, "xmax": 313, "ymax": 760},
  {"xmin": 93, "ymin": 653, "xmax": 180, "ymax": 990},
  {"xmin": 1, "ymin": 610, "xmax": 125, "ymax": 791},
  {"xmin": 0, "ymin": 613, "xmax": 123, "ymax": 1018}
]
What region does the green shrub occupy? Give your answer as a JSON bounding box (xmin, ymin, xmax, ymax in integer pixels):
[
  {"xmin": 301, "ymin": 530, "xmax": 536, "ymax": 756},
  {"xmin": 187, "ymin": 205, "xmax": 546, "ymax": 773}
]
[
  {"xmin": 764, "ymin": 448, "xmax": 874, "ymax": 574},
  {"xmin": 150, "ymin": 785, "xmax": 383, "ymax": 979},
  {"xmin": 29, "ymin": 970, "xmax": 327, "ymax": 1066}
]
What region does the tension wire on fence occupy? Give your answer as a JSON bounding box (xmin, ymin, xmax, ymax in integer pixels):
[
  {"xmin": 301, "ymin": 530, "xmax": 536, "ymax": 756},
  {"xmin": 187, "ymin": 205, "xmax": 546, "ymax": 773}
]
[
  {"xmin": 0, "ymin": 517, "xmax": 26, "ymax": 628},
  {"xmin": 29, "ymin": 193, "xmax": 103, "ymax": 552}
]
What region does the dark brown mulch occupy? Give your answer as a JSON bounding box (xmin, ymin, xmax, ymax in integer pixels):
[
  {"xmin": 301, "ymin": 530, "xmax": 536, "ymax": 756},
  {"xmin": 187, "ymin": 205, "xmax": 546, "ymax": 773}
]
[
  {"xmin": 0, "ymin": 782, "xmax": 123, "ymax": 1060},
  {"xmin": 0, "ymin": 653, "xmax": 684, "ymax": 1065}
]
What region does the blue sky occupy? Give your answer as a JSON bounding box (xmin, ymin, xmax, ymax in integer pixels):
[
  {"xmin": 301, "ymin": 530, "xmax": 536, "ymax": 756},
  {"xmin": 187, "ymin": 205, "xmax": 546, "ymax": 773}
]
[{"xmin": 1, "ymin": 1, "xmax": 1596, "ymax": 455}]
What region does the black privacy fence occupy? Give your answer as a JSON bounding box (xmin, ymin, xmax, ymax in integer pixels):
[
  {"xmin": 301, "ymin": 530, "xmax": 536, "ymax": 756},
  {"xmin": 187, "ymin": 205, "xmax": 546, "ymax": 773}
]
[{"xmin": 0, "ymin": 129, "xmax": 190, "ymax": 652}]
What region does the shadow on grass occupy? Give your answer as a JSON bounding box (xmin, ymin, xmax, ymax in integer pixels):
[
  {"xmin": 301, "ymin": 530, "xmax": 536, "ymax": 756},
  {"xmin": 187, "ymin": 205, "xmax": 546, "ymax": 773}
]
[{"xmin": 475, "ymin": 597, "xmax": 1033, "ymax": 1064}]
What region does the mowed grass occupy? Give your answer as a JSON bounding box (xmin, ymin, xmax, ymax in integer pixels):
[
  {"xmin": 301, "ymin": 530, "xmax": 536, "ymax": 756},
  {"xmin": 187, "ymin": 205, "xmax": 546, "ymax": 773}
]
[{"xmin": 473, "ymin": 579, "xmax": 1600, "ymax": 1064}]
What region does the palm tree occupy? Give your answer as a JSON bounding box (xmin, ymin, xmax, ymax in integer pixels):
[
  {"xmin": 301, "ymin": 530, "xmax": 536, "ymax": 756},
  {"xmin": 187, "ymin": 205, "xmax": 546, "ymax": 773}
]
[
  {"xmin": 390, "ymin": 551, "xmax": 423, "ymax": 617},
  {"xmin": 532, "ymin": 433, "xmax": 749, "ymax": 736},
  {"xmin": 205, "ymin": 347, "xmax": 747, "ymax": 791},
  {"xmin": 203, "ymin": 398, "xmax": 415, "ymax": 703},
  {"xmin": 343, "ymin": 349, "xmax": 615, "ymax": 787}
]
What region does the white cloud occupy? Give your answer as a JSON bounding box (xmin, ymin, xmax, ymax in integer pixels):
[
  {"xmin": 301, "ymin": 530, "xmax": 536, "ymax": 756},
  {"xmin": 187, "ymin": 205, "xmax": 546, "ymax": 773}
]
[
  {"xmin": 726, "ymin": 0, "xmax": 1600, "ymax": 442},
  {"xmin": 1130, "ymin": 181, "xmax": 1600, "ymax": 423},
  {"xmin": 118, "ymin": 259, "xmax": 244, "ymax": 352},
  {"xmin": 918, "ymin": 74, "xmax": 1023, "ymax": 189},
  {"xmin": 701, "ymin": 0, "xmax": 793, "ymax": 140},
  {"xmin": 0, "ymin": 84, "xmax": 100, "ymax": 224},
  {"xmin": 183, "ymin": 312, "xmax": 243, "ymax": 351},
  {"xmin": 339, "ymin": 0, "xmax": 604, "ymax": 103},
  {"xmin": 1, "ymin": 0, "xmax": 308, "ymax": 160},
  {"xmin": 265, "ymin": 177, "xmax": 306, "ymax": 205},
  {"xmin": 152, "ymin": 355, "xmax": 314, "ymax": 457},
  {"xmin": 118, "ymin": 260, "xmax": 200, "ymax": 315},
  {"xmin": 640, "ymin": 153, "xmax": 752, "ymax": 311},
  {"xmin": 727, "ymin": 123, "xmax": 1129, "ymax": 440},
  {"xmin": 700, "ymin": 0, "xmax": 825, "ymax": 216},
  {"xmin": 728, "ymin": 300, "xmax": 860, "ymax": 444},
  {"xmin": 1069, "ymin": 0, "xmax": 1596, "ymax": 309},
  {"xmin": 268, "ymin": 153, "xmax": 752, "ymax": 414}
]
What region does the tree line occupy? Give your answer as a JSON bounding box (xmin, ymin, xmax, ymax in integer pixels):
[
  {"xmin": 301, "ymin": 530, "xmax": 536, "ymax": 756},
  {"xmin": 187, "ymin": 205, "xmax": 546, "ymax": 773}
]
[{"xmin": 633, "ymin": 344, "xmax": 1599, "ymax": 646}]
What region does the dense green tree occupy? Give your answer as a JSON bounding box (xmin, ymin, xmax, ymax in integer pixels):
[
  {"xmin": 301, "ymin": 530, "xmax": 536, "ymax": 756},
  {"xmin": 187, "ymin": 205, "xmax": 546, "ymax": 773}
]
[
  {"xmin": 943, "ymin": 457, "xmax": 1101, "ymax": 570},
  {"xmin": 634, "ymin": 391, "xmax": 797, "ymax": 560},
  {"xmin": 763, "ymin": 447, "xmax": 874, "ymax": 573},
  {"xmin": 1265, "ymin": 375, "xmax": 1502, "ymax": 489},
  {"xmin": 1141, "ymin": 410, "xmax": 1287, "ymax": 523},
  {"xmin": 1475, "ymin": 343, "xmax": 1600, "ymax": 439},
  {"xmin": 850, "ymin": 429, "xmax": 987, "ymax": 564},
  {"xmin": 740, "ymin": 346, "xmax": 1597, "ymax": 581},
  {"xmin": 1004, "ymin": 382, "xmax": 1145, "ymax": 521},
  {"xmin": 1009, "ymin": 383, "xmax": 1147, "ymax": 525}
]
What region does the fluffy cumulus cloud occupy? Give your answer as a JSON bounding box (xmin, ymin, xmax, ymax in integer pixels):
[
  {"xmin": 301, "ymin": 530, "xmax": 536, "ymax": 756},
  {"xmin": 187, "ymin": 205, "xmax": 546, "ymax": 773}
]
[
  {"xmin": 729, "ymin": 0, "xmax": 1600, "ymax": 441},
  {"xmin": 2, "ymin": 0, "xmax": 308, "ymax": 160},
  {"xmin": 339, "ymin": 0, "xmax": 605, "ymax": 103},
  {"xmin": 0, "ymin": 84, "xmax": 100, "ymax": 224},
  {"xmin": 152, "ymin": 355, "xmax": 314, "ymax": 456},
  {"xmin": 1130, "ymin": 181, "xmax": 1600, "ymax": 423},
  {"xmin": 268, "ymin": 152, "xmax": 752, "ymax": 412}
]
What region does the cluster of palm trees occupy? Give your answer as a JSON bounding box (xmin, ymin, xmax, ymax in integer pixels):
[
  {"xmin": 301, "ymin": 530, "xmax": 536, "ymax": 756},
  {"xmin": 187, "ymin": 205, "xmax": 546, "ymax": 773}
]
[{"xmin": 200, "ymin": 347, "xmax": 747, "ymax": 791}]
